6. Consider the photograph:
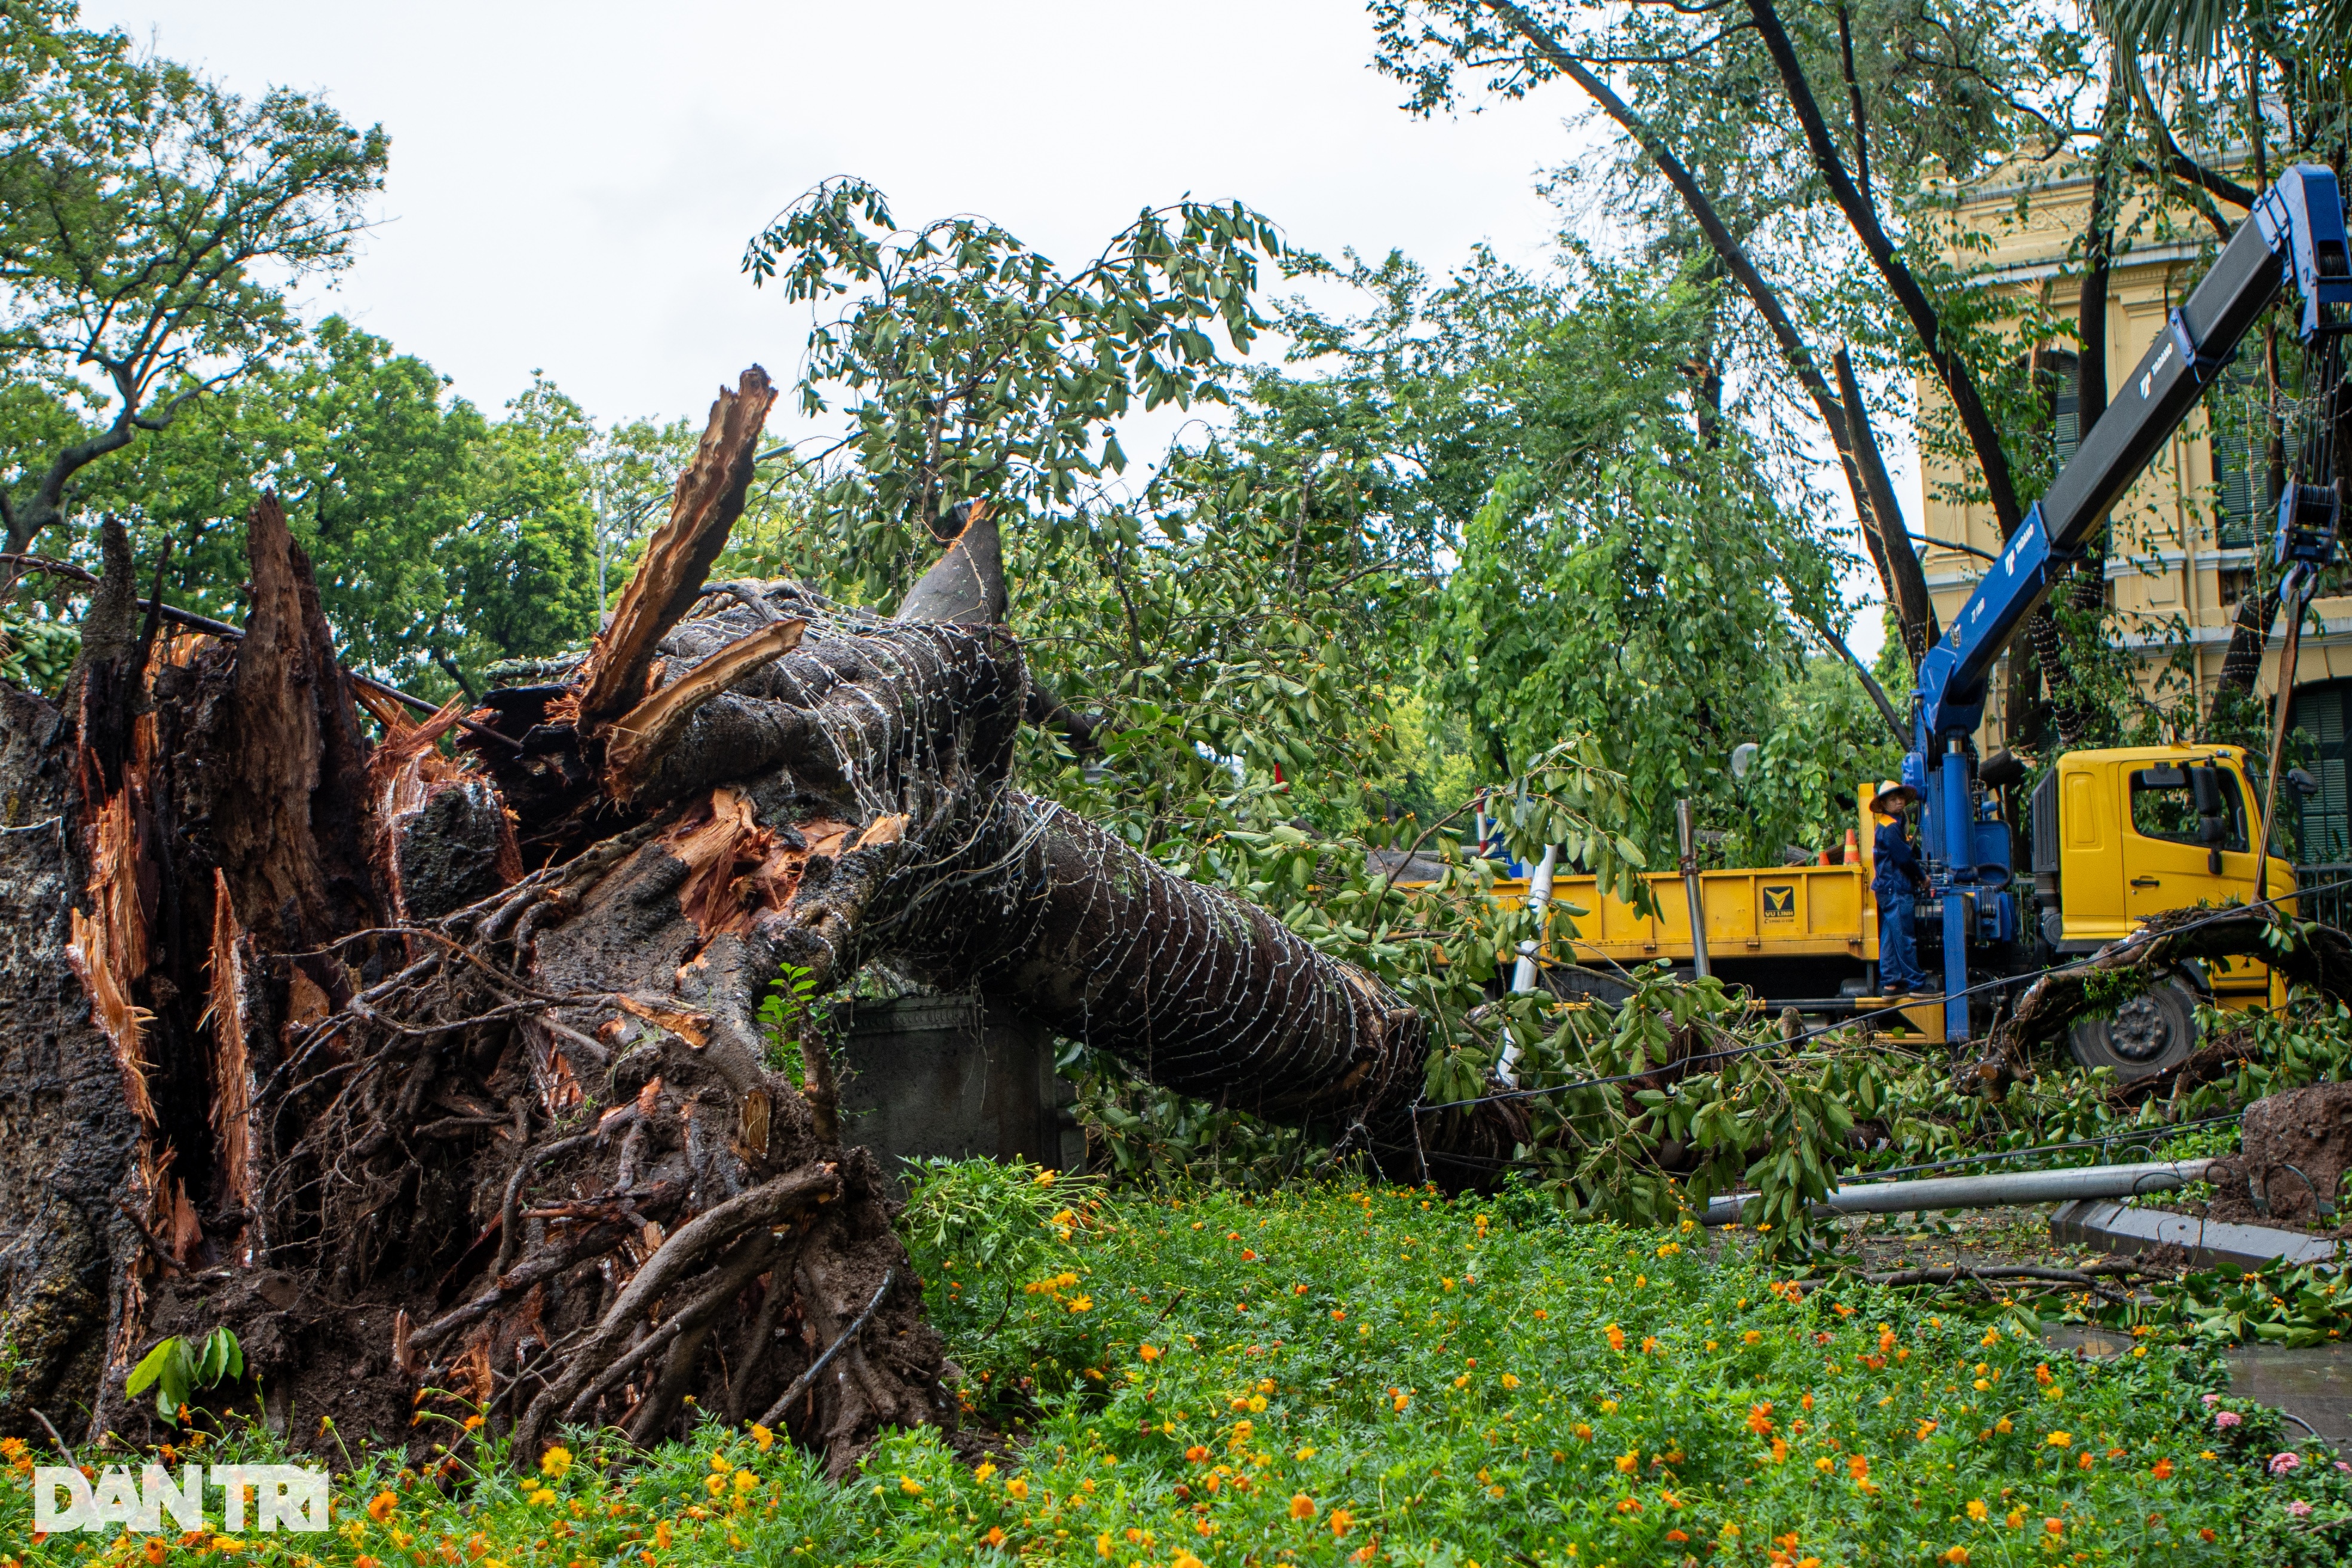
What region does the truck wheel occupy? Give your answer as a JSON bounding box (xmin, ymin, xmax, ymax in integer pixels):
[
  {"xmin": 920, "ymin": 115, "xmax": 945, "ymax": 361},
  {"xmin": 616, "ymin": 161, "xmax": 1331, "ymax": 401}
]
[{"xmin": 2066, "ymin": 980, "xmax": 2198, "ymax": 1079}]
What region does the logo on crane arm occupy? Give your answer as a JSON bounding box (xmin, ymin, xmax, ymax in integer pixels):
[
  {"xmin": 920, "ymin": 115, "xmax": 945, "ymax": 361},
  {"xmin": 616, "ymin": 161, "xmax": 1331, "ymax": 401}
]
[{"xmin": 2140, "ymin": 340, "xmax": 2175, "ymax": 400}]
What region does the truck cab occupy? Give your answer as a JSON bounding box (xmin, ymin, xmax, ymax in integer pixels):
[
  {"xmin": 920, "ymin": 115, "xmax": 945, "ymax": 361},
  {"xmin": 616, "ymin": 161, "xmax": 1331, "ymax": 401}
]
[{"xmin": 2028, "ymin": 743, "xmax": 2295, "ymax": 994}]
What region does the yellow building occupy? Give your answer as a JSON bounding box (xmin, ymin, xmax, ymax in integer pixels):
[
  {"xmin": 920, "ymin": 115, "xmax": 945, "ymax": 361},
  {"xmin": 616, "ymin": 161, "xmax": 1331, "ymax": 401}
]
[{"xmin": 1916, "ymin": 162, "xmax": 2352, "ymax": 860}]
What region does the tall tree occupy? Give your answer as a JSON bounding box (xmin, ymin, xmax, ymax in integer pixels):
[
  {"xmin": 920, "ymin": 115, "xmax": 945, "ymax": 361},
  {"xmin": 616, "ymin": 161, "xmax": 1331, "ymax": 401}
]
[{"xmin": 0, "ymin": 5, "xmax": 385, "ymax": 552}]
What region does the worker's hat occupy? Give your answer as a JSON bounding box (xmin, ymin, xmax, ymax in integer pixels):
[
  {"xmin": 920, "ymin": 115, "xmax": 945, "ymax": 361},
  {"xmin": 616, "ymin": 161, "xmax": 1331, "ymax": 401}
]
[{"xmin": 1869, "ymin": 779, "xmax": 1919, "ymax": 817}]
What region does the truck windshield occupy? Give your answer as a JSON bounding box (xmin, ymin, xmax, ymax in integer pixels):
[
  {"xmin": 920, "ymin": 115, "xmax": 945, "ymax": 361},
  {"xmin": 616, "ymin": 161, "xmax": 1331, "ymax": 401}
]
[{"xmin": 2129, "ymin": 764, "xmax": 2249, "ymax": 851}]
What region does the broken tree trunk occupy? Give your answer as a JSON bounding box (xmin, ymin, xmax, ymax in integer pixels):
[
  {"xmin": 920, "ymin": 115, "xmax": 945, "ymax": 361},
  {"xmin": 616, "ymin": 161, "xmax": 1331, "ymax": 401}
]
[{"xmin": 0, "ymin": 366, "xmax": 1486, "ymax": 1471}]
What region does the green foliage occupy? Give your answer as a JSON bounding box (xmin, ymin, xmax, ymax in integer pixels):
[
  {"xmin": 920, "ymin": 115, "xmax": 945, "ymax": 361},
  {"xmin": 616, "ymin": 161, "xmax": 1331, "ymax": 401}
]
[
  {"xmin": 0, "ymin": 7, "xmax": 387, "ymax": 548},
  {"xmin": 755, "ymin": 959, "xmax": 831, "ymax": 1088},
  {"xmin": 2167, "ymin": 1261, "xmax": 2352, "ymax": 1348},
  {"xmin": 0, "ymin": 603, "xmax": 75, "ymax": 694},
  {"xmin": 742, "ymin": 177, "xmax": 1293, "ymax": 601},
  {"xmin": 16, "ymin": 1188, "xmax": 2351, "ymax": 1562},
  {"xmin": 124, "ymin": 1327, "xmax": 243, "ymax": 1426},
  {"xmin": 13, "ymin": 323, "xmax": 608, "ymax": 691},
  {"xmin": 898, "ymin": 1157, "xmax": 1104, "ymax": 1324}
]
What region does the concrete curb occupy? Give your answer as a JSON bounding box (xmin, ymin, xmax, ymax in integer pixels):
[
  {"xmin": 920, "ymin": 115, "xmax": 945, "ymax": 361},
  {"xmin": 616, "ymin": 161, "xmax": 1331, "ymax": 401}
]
[{"xmin": 2050, "ymin": 1197, "xmax": 2347, "ymax": 1270}]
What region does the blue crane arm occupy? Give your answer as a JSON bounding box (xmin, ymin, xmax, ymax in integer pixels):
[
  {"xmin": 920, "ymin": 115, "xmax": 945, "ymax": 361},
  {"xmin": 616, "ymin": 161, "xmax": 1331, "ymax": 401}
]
[
  {"xmin": 1892, "ymin": 165, "xmax": 2348, "ymax": 1045},
  {"xmin": 1915, "ymin": 164, "xmax": 2351, "ymax": 745}
]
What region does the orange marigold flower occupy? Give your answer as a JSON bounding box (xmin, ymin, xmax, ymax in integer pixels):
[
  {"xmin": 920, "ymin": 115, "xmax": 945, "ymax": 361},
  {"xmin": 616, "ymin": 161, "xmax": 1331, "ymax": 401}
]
[
  {"xmin": 1290, "ymin": 1494, "xmax": 1316, "ymax": 1520},
  {"xmin": 1616, "ymin": 1499, "xmax": 1643, "ymax": 1515},
  {"xmin": 2044, "ymin": 1519, "xmax": 2063, "ymax": 1537},
  {"xmin": 368, "ymin": 1493, "xmax": 397, "ymax": 1523},
  {"xmin": 1005, "ymin": 1478, "xmax": 1028, "ymax": 1500},
  {"xmin": 1186, "ymin": 1446, "xmax": 1209, "ymax": 1463},
  {"xmin": 1139, "ymin": 1344, "xmax": 1162, "ymax": 1362},
  {"xmin": 1615, "ymin": 1450, "xmax": 1639, "ymax": 1473},
  {"xmin": 1330, "ymin": 1508, "xmax": 1354, "ymax": 1535},
  {"xmin": 981, "ymin": 1526, "xmax": 1006, "ymax": 1547},
  {"xmin": 1742, "ymin": 1330, "xmax": 1763, "ymax": 1346},
  {"xmin": 2151, "ymin": 1457, "xmax": 2175, "ymax": 1480},
  {"xmin": 1640, "ymin": 1336, "xmax": 1661, "ymax": 1355},
  {"xmin": 1746, "ymin": 1402, "xmax": 1775, "ymax": 1436},
  {"xmin": 1665, "ymin": 1530, "xmax": 1689, "ymax": 1544},
  {"xmin": 1605, "ymin": 1325, "xmax": 1627, "ymax": 1352},
  {"xmin": 1846, "ymin": 1455, "xmax": 1869, "ymax": 1481}
]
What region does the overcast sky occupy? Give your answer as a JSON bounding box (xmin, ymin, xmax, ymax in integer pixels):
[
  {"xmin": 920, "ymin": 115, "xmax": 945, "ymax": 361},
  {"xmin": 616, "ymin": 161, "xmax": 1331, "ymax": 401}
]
[{"xmin": 88, "ymin": 0, "xmax": 1901, "ymax": 655}]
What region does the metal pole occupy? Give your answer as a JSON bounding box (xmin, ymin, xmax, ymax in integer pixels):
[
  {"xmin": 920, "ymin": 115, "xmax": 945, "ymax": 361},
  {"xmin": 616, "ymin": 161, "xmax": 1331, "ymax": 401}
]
[
  {"xmin": 1510, "ymin": 844, "xmax": 1560, "ymax": 996},
  {"xmin": 1677, "ymin": 799, "xmax": 1710, "ymax": 979},
  {"xmin": 1699, "ymin": 1157, "xmax": 2213, "ymax": 1227},
  {"xmin": 2256, "ymin": 564, "xmax": 2309, "ymax": 906}
]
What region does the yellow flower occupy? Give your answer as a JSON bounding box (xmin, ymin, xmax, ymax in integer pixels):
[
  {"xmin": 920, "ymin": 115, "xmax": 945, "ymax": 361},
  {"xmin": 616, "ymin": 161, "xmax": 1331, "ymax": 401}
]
[
  {"xmin": 750, "ymin": 1423, "xmax": 774, "ymax": 1453},
  {"xmin": 1096, "ymin": 1532, "xmax": 1112, "ymax": 1559},
  {"xmin": 899, "ymin": 1476, "xmax": 923, "ymax": 1496},
  {"xmin": 1174, "ymin": 1554, "xmax": 1205, "ymax": 1568},
  {"xmin": 705, "ymin": 1474, "xmax": 728, "ymax": 1498},
  {"xmin": 1995, "ymin": 1417, "xmax": 2013, "ymax": 1435},
  {"xmin": 540, "ymin": 1447, "xmax": 572, "ymax": 1480},
  {"xmin": 975, "ymin": 1461, "xmax": 997, "ymax": 1483},
  {"xmin": 1068, "ymin": 1296, "xmax": 1093, "ymax": 1313},
  {"xmin": 1656, "ymin": 1242, "xmax": 1680, "ymax": 1258},
  {"xmin": 1967, "ymin": 1499, "xmax": 1988, "ymax": 1520},
  {"xmin": 2006, "ymin": 1510, "xmax": 2026, "ymax": 1529},
  {"xmin": 1616, "ymin": 1450, "xmax": 1639, "ymax": 1473},
  {"xmin": 1006, "ymin": 1478, "xmax": 1029, "ymax": 1500},
  {"xmin": 1742, "ymin": 1330, "xmax": 1762, "ymax": 1346},
  {"xmin": 1500, "ymin": 1373, "xmax": 1521, "ymax": 1390},
  {"xmin": 462, "ymin": 1414, "xmax": 485, "ymax": 1433},
  {"xmin": 1571, "ymin": 1423, "xmax": 1592, "ymax": 1441},
  {"xmin": 1033, "ymin": 1169, "xmax": 1056, "ymax": 1186},
  {"xmin": 733, "ymin": 1469, "xmax": 756, "ymax": 1494},
  {"xmin": 2045, "ymin": 1432, "xmax": 2071, "ymax": 1448}
]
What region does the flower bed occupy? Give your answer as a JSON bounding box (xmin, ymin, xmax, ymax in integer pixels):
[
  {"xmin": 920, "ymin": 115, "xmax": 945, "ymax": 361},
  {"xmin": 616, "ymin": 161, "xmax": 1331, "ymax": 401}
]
[{"xmin": 6, "ymin": 1172, "xmax": 2346, "ymax": 1565}]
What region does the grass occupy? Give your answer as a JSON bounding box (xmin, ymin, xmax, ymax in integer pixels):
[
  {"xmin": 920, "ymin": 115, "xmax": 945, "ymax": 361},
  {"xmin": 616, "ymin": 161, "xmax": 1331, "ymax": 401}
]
[{"xmin": 5, "ymin": 1169, "xmax": 2347, "ymax": 1566}]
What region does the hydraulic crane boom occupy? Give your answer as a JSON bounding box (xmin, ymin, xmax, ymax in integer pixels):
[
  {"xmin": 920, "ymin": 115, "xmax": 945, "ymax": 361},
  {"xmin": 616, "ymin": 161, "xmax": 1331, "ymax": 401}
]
[{"xmin": 1907, "ymin": 164, "xmax": 2352, "ymax": 1042}]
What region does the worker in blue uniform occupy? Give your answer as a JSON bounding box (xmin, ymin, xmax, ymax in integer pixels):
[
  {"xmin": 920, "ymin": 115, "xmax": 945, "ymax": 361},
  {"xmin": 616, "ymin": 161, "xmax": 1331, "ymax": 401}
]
[{"xmin": 1869, "ymin": 779, "xmax": 1931, "ymax": 997}]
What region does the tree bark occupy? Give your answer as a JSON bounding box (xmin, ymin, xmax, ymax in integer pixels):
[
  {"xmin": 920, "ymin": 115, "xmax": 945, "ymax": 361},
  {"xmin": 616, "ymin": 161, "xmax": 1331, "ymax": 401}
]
[{"xmin": 0, "ymin": 366, "xmax": 1482, "ymax": 1471}]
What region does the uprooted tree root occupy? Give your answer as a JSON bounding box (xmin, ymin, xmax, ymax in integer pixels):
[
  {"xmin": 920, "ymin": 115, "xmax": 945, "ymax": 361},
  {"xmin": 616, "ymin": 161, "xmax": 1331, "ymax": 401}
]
[{"xmin": 1, "ymin": 366, "xmax": 1517, "ymax": 1475}]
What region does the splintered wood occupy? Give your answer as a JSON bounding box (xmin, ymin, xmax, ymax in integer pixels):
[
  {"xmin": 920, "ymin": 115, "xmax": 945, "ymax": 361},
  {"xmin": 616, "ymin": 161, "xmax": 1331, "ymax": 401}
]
[
  {"xmin": 657, "ymin": 786, "xmax": 852, "ymax": 942},
  {"xmin": 575, "ymin": 368, "xmax": 778, "ymax": 730}
]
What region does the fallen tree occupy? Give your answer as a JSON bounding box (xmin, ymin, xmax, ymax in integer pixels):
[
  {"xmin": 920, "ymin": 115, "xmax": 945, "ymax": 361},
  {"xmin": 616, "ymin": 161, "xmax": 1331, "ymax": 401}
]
[{"xmin": 0, "ymin": 366, "xmax": 1527, "ymax": 1471}]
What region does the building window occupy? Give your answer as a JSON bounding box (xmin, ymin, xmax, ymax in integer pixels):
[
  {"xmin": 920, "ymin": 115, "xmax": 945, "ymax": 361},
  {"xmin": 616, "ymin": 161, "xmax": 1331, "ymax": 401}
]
[
  {"xmin": 2287, "ymin": 680, "xmax": 2352, "ymax": 863},
  {"xmin": 2212, "ymin": 363, "xmax": 2298, "ymax": 550}
]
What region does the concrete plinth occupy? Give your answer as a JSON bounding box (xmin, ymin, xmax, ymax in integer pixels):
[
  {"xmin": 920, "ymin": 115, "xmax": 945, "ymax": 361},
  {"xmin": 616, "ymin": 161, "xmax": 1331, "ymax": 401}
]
[{"xmin": 837, "ymin": 994, "xmax": 1083, "ymax": 1187}]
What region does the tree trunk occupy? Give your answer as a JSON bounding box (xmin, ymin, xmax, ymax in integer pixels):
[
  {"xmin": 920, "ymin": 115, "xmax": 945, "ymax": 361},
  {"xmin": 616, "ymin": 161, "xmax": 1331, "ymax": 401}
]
[{"xmin": 0, "ymin": 368, "xmax": 1478, "ymax": 1470}]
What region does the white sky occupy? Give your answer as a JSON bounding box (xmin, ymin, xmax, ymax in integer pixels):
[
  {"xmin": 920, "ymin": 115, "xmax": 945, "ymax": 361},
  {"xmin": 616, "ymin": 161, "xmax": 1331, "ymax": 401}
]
[{"xmin": 90, "ymin": 0, "xmax": 1906, "ymax": 659}]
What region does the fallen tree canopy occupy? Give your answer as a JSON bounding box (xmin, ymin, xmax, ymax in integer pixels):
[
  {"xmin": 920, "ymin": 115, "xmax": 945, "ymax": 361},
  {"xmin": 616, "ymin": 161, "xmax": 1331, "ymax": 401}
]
[{"xmin": 0, "ymin": 367, "xmax": 1529, "ymax": 1471}]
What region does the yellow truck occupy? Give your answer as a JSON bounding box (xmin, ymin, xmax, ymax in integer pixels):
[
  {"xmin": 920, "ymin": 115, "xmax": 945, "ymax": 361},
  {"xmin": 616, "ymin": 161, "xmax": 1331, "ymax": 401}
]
[{"xmin": 1493, "ymin": 742, "xmax": 2295, "ymax": 1076}]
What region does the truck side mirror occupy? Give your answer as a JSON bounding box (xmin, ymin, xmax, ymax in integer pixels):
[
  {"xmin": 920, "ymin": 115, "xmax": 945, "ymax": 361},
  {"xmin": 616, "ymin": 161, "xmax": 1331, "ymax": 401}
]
[
  {"xmin": 2289, "ymin": 766, "xmax": 2322, "ymax": 799},
  {"xmin": 2190, "ymin": 765, "xmax": 2224, "ymax": 816},
  {"xmin": 2191, "ymin": 764, "xmax": 2229, "ymax": 868}
]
